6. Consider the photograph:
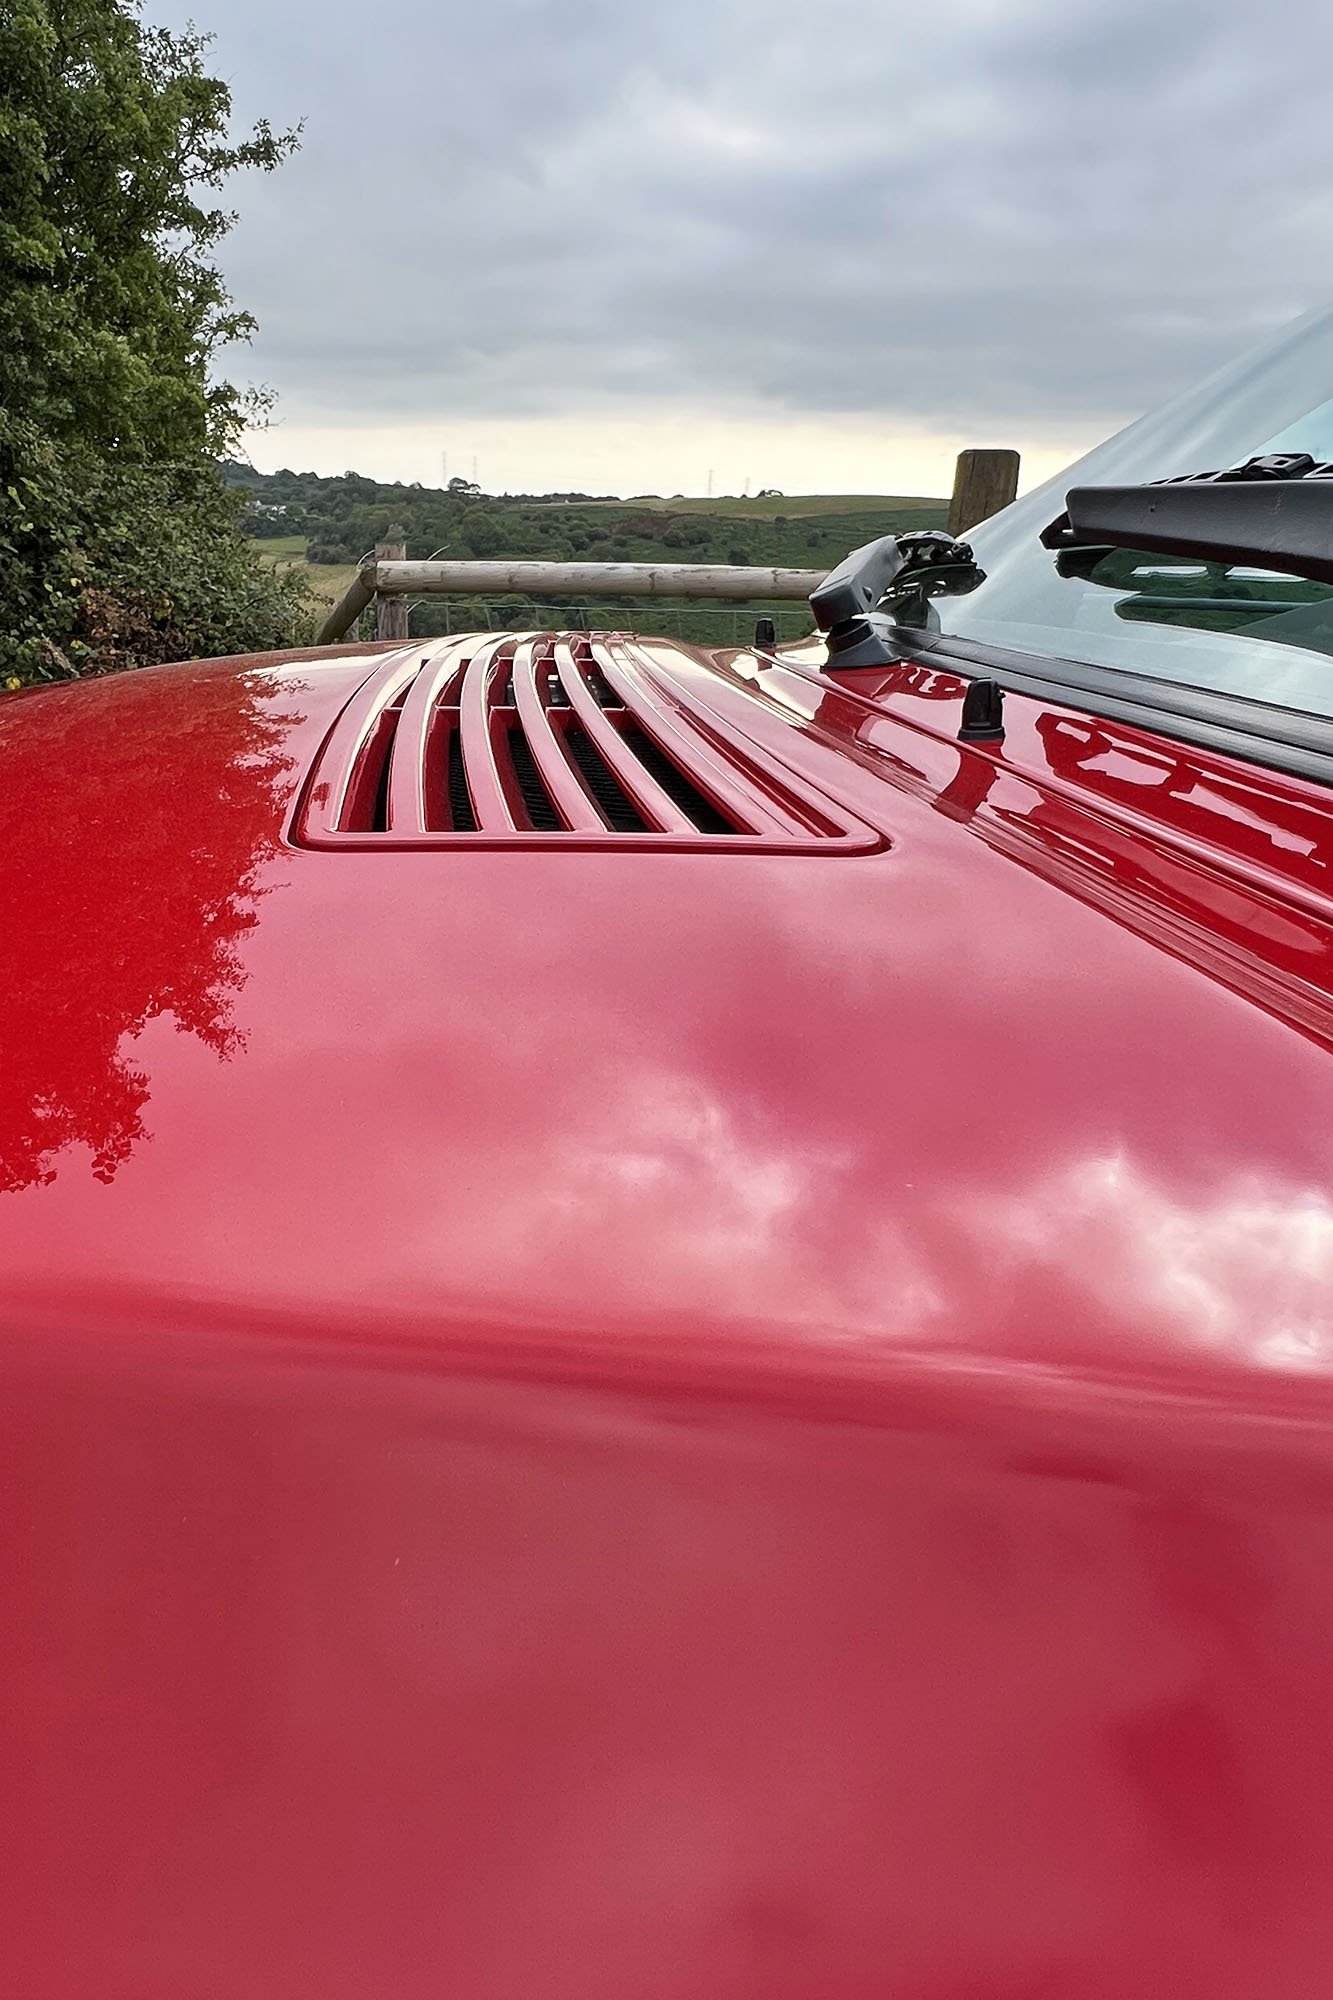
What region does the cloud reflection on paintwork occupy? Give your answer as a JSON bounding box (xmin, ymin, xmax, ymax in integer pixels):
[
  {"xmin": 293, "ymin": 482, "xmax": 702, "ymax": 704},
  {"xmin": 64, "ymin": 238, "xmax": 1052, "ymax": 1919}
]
[
  {"xmin": 6, "ymin": 652, "xmax": 1333, "ymax": 1411},
  {"xmin": 983, "ymin": 1155, "xmax": 1333, "ymax": 1374}
]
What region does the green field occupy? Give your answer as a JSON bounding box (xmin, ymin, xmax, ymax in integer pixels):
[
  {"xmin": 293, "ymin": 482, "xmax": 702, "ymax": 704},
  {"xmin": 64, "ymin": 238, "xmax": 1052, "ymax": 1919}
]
[
  {"xmin": 257, "ymin": 536, "xmax": 358, "ymax": 610},
  {"xmin": 244, "ymin": 483, "xmax": 952, "ymax": 645}
]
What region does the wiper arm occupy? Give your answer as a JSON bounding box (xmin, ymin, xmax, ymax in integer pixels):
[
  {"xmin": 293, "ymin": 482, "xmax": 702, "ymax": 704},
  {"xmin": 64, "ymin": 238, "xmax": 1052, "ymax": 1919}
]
[
  {"xmin": 1042, "ymin": 452, "xmax": 1333, "ymax": 587},
  {"xmin": 810, "ymin": 530, "xmax": 984, "ymax": 668}
]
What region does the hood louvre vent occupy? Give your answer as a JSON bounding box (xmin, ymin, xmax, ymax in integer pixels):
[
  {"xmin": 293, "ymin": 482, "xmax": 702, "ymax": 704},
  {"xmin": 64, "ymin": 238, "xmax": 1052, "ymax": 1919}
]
[
  {"xmin": 295, "ymin": 632, "xmax": 881, "ymax": 853},
  {"xmin": 619, "ymin": 724, "xmax": 735, "ymax": 837},
  {"xmin": 507, "ymin": 726, "xmax": 563, "ymax": 833},
  {"xmin": 445, "ymin": 726, "xmax": 477, "ymax": 833},
  {"xmin": 563, "ymin": 721, "xmax": 650, "ymax": 833}
]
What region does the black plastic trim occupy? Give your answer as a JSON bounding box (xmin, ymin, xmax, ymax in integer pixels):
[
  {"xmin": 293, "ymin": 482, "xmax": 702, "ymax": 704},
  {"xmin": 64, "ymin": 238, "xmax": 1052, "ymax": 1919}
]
[{"xmin": 892, "ymin": 623, "xmax": 1333, "ymax": 790}]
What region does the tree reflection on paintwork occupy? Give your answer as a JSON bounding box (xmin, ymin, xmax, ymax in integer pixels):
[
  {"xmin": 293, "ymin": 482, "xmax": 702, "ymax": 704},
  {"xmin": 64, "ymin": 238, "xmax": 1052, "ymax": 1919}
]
[
  {"xmin": 1034, "ymin": 709, "xmax": 1333, "ymax": 883},
  {"xmin": 0, "ymin": 668, "xmax": 296, "ymax": 1191},
  {"xmin": 831, "ymin": 674, "xmax": 1333, "ymax": 1051}
]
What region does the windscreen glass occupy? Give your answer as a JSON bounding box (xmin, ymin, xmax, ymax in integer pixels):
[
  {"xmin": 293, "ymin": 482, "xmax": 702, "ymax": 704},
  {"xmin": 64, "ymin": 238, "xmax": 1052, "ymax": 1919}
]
[{"xmin": 924, "ymin": 309, "xmax": 1333, "ymax": 716}]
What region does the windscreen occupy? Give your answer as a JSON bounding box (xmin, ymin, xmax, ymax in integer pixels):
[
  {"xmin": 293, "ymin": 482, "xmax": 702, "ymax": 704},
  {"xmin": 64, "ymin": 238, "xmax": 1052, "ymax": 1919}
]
[{"xmin": 924, "ymin": 308, "xmax": 1333, "ymax": 716}]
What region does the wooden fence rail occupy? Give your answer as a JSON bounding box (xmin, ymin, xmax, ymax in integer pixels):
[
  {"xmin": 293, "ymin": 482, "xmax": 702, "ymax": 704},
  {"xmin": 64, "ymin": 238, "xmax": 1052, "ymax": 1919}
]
[
  {"xmin": 318, "ymin": 560, "xmax": 829, "ymax": 646},
  {"xmin": 317, "ymin": 448, "xmax": 1020, "ymax": 646}
]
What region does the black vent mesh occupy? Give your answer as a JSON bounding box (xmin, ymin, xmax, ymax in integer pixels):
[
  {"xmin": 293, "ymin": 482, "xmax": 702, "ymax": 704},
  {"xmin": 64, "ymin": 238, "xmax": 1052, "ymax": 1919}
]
[
  {"xmin": 447, "ymin": 728, "xmax": 477, "ymax": 832},
  {"xmin": 619, "ymin": 726, "xmax": 736, "ymax": 835},
  {"xmin": 508, "ymin": 728, "xmax": 563, "ymax": 831},
  {"xmin": 564, "ymin": 724, "xmax": 650, "ymax": 833}
]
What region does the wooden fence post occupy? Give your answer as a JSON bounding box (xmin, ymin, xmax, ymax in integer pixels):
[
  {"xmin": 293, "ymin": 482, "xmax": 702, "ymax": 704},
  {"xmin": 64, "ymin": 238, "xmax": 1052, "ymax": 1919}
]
[
  {"xmin": 949, "ymin": 450, "xmax": 1021, "ymax": 536},
  {"xmin": 376, "ymin": 524, "xmax": 409, "ymax": 642}
]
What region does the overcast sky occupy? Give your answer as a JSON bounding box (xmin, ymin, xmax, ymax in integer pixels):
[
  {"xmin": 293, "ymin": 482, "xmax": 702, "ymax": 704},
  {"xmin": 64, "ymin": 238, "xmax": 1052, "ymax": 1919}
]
[{"xmin": 159, "ymin": 0, "xmax": 1333, "ymax": 496}]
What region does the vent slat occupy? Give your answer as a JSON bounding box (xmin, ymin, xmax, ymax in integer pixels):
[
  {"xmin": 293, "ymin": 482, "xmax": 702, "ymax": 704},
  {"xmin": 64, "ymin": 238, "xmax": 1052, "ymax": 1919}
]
[
  {"xmin": 315, "ymin": 653, "xmax": 423, "ymax": 832},
  {"xmin": 295, "ymin": 631, "xmax": 882, "ymax": 853},
  {"xmin": 459, "ymin": 637, "xmax": 522, "ymax": 830},
  {"xmin": 507, "ymin": 726, "xmax": 564, "ymax": 831},
  {"xmin": 563, "ymin": 724, "xmax": 650, "ymax": 832},
  {"xmin": 551, "ymin": 640, "xmax": 698, "ymax": 835},
  {"xmin": 509, "ymin": 641, "xmax": 605, "ymax": 832},
  {"xmin": 594, "ymin": 641, "xmax": 807, "ymax": 839},
  {"xmin": 386, "ymin": 642, "xmax": 470, "ymax": 832},
  {"xmin": 619, "ymin": 726, "xmax": 734, "ymax": 836}
]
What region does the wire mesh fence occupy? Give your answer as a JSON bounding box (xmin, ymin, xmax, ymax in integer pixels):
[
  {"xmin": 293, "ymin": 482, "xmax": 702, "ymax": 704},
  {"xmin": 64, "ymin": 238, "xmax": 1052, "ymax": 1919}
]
[{"xmin": 344, "ymin": 597, "xmax": 817, "ymax": 650}]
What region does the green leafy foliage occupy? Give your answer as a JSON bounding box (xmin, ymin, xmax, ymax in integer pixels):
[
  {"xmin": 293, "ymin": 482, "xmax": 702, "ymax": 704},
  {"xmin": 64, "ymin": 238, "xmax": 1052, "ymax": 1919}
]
[
  {"xmin": 231, "ymin": 464, "xmax": 952, "ymax": 647},
  {"xmin": 0, "ymin": 0, "xmax": 310, "ymax": 683}
]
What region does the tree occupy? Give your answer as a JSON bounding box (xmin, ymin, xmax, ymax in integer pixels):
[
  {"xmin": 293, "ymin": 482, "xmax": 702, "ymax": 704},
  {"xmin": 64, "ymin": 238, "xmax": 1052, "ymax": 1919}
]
[
  {"xmin": 0, "ymin": 661, "xmax": 299, "ymax": 1187},
  {"xmin": 0, "ymin": 0, "xmax": 309, "ymax": 682},
  {"xmin": 459, "ymin": 507, "xmax": 504, "ymax": 558}
]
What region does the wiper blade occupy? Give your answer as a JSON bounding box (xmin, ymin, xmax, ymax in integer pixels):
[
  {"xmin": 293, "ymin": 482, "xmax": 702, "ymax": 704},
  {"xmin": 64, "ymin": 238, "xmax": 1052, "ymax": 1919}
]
[
  {"xmin": 1042, "ymin": 453, "xmax": 1333, "ymax": 587},
  {"xmin": 1161, "ymin": 450, "xmax": 1333, "ymax": 485}
]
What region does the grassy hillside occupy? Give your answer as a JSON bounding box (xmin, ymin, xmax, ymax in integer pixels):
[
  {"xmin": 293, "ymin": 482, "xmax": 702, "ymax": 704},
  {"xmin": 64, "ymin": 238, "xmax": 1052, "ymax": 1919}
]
[
  {"xmin": 624, "ymin": 486, "xmax": 944, "ymax": 516},
  {"xmin": 236, "ymin": 467, "xmax": 950, "ymax": 644},
  {"xmin": 257, "ymin": 536, "xmax": 358, "ymax": 610}
]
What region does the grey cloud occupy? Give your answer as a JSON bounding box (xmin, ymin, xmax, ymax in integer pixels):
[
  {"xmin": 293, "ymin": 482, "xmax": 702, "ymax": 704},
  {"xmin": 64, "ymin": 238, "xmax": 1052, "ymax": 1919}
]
[{"xmin": 166, "ymin": 0, "xmax": 1333, "ymax": 436}]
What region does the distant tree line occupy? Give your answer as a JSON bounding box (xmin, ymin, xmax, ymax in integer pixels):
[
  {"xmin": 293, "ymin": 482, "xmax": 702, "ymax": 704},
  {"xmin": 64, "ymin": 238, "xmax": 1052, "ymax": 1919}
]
[
  {"xmin": 224, "ymin": 464, "xmax": 949, "ymax": 583},
  {"xmin": 224, "ymin": 463, "xmax": 951, "ymax": 647}
]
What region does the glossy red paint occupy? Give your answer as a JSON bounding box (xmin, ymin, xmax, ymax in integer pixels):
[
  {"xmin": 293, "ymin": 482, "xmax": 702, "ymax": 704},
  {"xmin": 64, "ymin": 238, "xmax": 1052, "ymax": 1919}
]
[
  {"xmin": 296, "ymin": 632, "xmax": 883, "ymax": 851},
  {"xmin": 5, "ymin": 635, "xmax": 1333, "ymax": 1998}
]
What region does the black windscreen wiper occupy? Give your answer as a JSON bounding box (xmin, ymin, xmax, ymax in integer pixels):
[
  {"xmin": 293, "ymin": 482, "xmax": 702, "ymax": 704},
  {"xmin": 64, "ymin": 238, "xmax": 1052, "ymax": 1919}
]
[
  {"xmin": 1042, "ymin": 452, "xmax": 1333, "ymax": 587},
  {"xmin": 809, "ymin": 530, "xmax": 984, "ymax": 667}
]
